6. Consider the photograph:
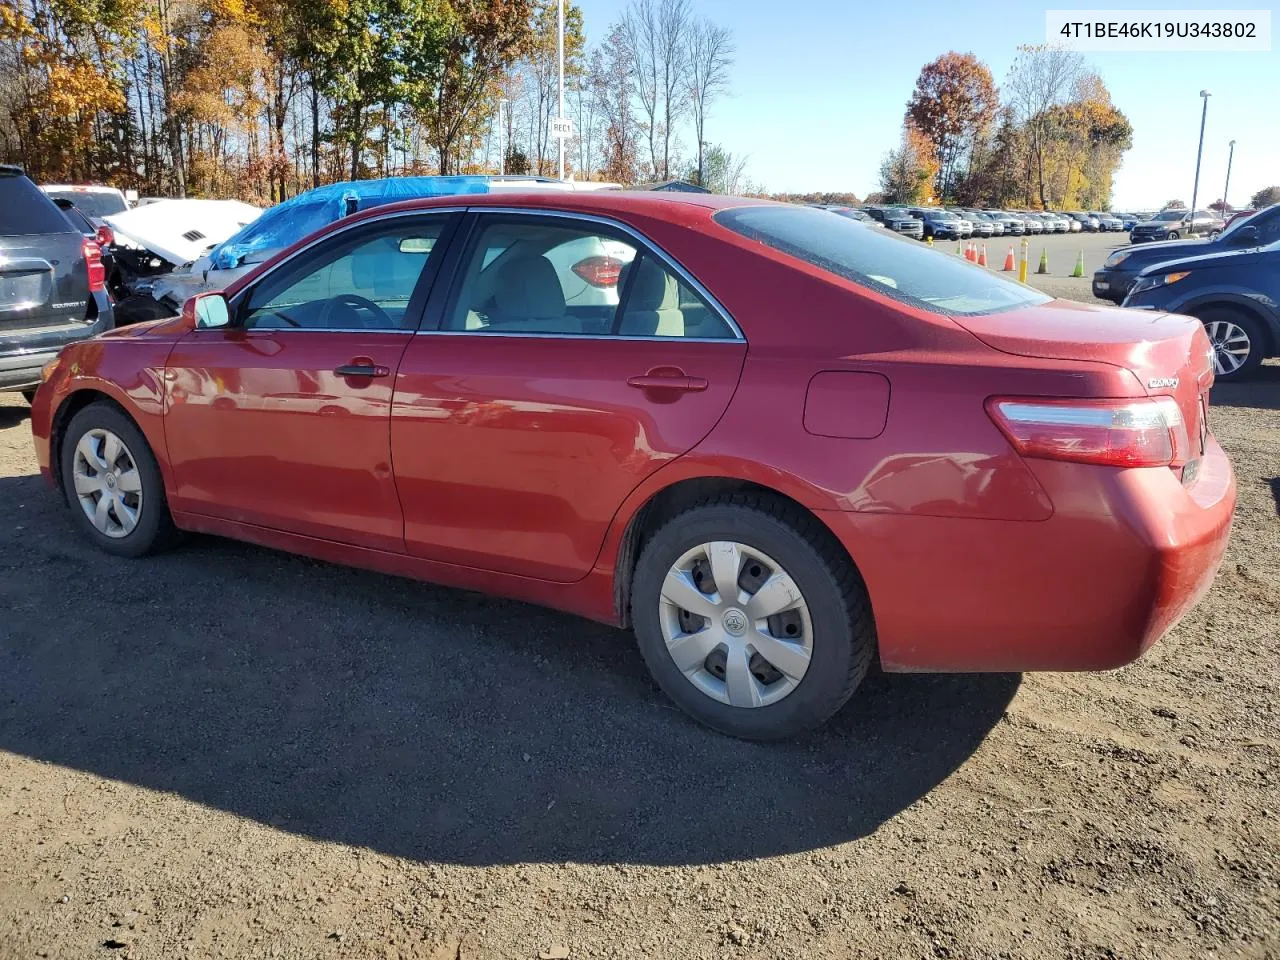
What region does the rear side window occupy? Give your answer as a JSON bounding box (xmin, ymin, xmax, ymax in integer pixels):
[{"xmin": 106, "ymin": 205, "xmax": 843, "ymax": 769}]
[
  {"xmin": 0, "ymin": 172, "xmax": 75, "ymax": 235},
  {"xmin": 43, "ymin": 190, "xmax": 127, "ymax": 219},
  {"xmin": 714, "ymin": 205, "xmax": 1050, "ymax": 317}
]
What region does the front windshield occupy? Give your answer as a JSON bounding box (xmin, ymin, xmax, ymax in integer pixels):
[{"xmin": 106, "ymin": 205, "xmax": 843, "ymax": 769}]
[
  {"xmin": 714, "ymin": 205, "xmax": 1050, "ymax": 317},
  {"xmin": 1153, "ymin": 210, "xmax": 1187, "ymax": 221},
  {"xmin": 45, "ymin": 190, "xmax": 127, "ymax": 218}
]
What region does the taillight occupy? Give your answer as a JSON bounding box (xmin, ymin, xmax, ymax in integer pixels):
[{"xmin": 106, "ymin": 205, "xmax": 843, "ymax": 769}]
[
  {"xmin": 987, "ymin": 397, "xmax": 1190, "ymax": 468},
  {"xmin": 95, "ymin": 224, "xmax": 114, "ymax": 247},
  {"xmin": 571, "ymin": 255, "xmax": 624, "ymax": 287},
  {"xmin": 82, "ymin": 239, "xmax": 106, "ymax": 292}
]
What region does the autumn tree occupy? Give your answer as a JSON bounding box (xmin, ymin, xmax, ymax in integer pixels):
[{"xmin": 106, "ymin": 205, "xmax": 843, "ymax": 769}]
[
  {"xmin": 1004, "ymin": 44, "xmax": 1086, "ymax": 209},
  {"xmin": 879, "ymin": 127, "xmax": 937, "ymax": 204},
  {"xmin": 413, "ymin": 0, "xmax": 533, "ymax": 176},
  {"xmin": 594, "ymin": 22, "xmax": 637, "ymax": 184},
  {"xmin": 521, "ymin": 0, "xmax": 584, "ymax": 175},
  {"xmin": 905, "ymin": 52, "xmax": 998, "ymax": 202},
  {"xmin": 684, "ymin": 17, "xmax": 732, "ymax": 186}
]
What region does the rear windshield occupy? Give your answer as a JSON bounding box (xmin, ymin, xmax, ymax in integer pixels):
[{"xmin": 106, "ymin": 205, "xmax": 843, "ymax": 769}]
[
  {"xmin": 714, "ymin": 205, "xmax": 1050, "ymax": 317},
  {"xmin": 43, "ymin": 189, "xmax": 127, "ymax": 218},
  {"xmin": 0, "ymin": 173, "xmax": 76, "ymax": 235}
]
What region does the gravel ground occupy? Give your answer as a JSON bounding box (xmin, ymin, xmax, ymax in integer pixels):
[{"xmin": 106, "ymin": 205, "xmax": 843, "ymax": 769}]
[{"xmin": 1, "ymin": 295, "xmax": 1278, "ymax": 959}]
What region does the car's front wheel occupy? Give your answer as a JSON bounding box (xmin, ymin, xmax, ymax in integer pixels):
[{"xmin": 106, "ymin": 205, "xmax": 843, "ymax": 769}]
[
  {"xmin": 60, "ymin": 402, "xmax": 179, "ymax": 557},
  {"xmin": 1167, "ymin": 231, "xmax": 1180, "ymax": 240},
  {"xmin": 1198, "ymin": 307, "xmax": 1266, "ymax": 382},
  {"xmin": 631, "ymin": 496, "xmax": 875, "ymax": 740}
]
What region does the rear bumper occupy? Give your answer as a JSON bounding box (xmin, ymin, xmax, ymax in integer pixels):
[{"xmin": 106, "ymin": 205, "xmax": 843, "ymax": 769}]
[
  {"xmin": 0, "ymin": 295, "xmax": 113, "ymax": 391},
  {"xmin": 820, "ymin": 437, "xmax": 1235, "ymax": 673}
]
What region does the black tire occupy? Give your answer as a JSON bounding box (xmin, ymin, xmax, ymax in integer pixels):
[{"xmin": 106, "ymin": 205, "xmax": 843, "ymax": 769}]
[
  {"xmin": 1167, "ymin": 230, "xmax": 1180, "ymax": 240},
  {"xmin": 21, "ymin": 389, "xmax": 36, "ymax": 405},
  {"xmin": 60, "ymin": 402, "xmax": 179, "ymax": 558},
  {"xmin": 631, "ymin": 494, "xmax": 876, "ymax": 740},
  {"xmin": 1196, "ymin": 306, "xmax": 1267, "ymax": 382}
]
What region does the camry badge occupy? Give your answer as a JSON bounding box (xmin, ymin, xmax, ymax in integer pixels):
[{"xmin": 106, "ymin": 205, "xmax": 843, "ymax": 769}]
[{"xmin": 1148, "ymin": 377, "xmax": 1179, "ymax": 389}]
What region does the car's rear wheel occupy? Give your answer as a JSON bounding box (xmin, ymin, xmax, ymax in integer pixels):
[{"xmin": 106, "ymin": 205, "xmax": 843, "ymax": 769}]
[
  {"xmin": 60, "ymin": 402, "xmax": 179, "ymax": 557},
  {"xmin": 1198, "ymin": 307, "xmax": 1266, "ymax": 382},
  {"xmin": 631, "ymin": 496, "xmax": 875, "ymax": 740}
]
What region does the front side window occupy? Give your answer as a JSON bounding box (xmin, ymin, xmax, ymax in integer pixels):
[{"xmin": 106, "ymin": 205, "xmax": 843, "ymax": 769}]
[
  {"xmin": 714, "ymin": 204, "xmax": 1050, "ymax": 318},
  {"xmin": 240, "ymin": 216, "xmax": 448, "ymax": 330},
  {"xmin": 443, "ymin": 217, "xmax": 736, "ymax": 339}
]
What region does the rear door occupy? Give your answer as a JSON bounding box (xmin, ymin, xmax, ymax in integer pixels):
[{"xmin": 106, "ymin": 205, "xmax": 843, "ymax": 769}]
[
  {"xmin": 0, "ymin": 170, "xmax": 89, "ymax": 333},
  {"xmin": 391, "ymin": 211, "xmax": 747, "ymax": 582}
]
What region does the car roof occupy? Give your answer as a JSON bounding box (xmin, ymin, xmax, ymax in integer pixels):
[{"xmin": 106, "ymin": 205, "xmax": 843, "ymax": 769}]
[
  {"xmin": 346, "ymin": 190, "xmax": 770, "ymax": 229},
  {"xmin": 40, "ymin": 184, "xmax": 126, "ymax": 194}
]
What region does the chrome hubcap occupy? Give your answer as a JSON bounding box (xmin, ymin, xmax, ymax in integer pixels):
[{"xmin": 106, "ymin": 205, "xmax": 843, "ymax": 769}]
[
  {"xmin": 72, "ymin": 429, "xmax": 142, "ymax": 538},
  {"xmin": 658, "ymin": 541, "xmax": 813, "ymax": 709},
  {"xmin": 1205, "ymin": 320, "xmax": 1251, "ymax": 376}
]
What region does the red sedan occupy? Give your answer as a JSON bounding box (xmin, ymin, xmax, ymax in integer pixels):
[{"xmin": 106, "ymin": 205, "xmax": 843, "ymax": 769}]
[{"xmin": 29, "ymin": 192, "xmax": 1235, "ymax": 739}]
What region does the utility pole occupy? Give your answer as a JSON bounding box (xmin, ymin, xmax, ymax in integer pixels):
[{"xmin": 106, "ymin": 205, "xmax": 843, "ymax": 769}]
[
  {"xmin": 557, "ymin": 0, "xmax": 565, "ymax": 180},
  {"xmin": 1222, "ymin": 139, "xmax": 1236, "ymax": 211},
  {"xmin": 1189, "ymin": 90, "xmax": 1210, "ymax": 223}
]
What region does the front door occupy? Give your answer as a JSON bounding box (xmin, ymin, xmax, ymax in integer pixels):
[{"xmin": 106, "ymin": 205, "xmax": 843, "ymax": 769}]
[
  {"xmin": 391, "ymin": 212, "xmax": 747, "ymax": 582},
  {"xmin": 164, "ymin": 212, "xmax": 456, "ymax": 551}
]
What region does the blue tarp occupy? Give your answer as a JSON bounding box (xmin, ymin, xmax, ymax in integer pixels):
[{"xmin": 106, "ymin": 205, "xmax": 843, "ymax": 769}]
[{"xmin": 208, "ymin": 176, "xmax": 493, "ymax": 269}]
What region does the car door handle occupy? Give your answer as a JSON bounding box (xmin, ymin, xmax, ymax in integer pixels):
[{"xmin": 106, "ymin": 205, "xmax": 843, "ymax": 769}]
[
  {"xmin": 334, "ymin": 362, "xmax": 390, "ymax": 378},
  {"xmin": 627, "ymin": 373, "xmax": 709, "ymax": 392}
]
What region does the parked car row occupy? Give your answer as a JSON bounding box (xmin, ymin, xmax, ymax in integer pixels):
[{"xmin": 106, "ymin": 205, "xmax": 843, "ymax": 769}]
[{"xmin": 856, "ymin": 206, "xmax": 1148, "ymax": 241}]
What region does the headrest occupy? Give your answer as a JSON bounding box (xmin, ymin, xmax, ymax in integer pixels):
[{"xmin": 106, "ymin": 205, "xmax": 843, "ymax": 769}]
[
  {"xmin": 625, "ymin": 257, "xmax": 679, "ymax": 311},
  {"xmin": 494, "ymin": 255, "xmax": 566, "ymax": 318}
]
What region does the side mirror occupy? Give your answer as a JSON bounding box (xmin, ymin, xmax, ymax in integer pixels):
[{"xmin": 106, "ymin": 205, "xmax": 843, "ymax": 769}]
[
  {"xmin": 183, "ymin": 292, "xmax": 231, "ymax": 329},
  {"xmin": 1229, "ymin": 225, "xmax": 1258, "ymax": 244}
]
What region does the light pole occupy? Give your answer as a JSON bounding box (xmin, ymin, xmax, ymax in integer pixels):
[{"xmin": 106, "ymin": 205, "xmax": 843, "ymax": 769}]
[
  {"xmin": 1222, "ymin": 138, "xmax": 1236, "ymax": 211},
  {"xmin": 1188, "ymin": 89, "xmax": 1210, "ymax": 223},
  {"xmin": 557, "ymin": 0, "xmax": 565, "ymax": 181},
  {"xmin": 497, "ymin": 98, "xmax": 508, "ymax": 175}
]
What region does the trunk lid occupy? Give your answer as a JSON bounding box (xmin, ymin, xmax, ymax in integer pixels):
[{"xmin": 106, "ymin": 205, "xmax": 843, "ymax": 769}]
[{"xmin": 954, "ymin": 298, "xmax": 1214, "ymax": 459}]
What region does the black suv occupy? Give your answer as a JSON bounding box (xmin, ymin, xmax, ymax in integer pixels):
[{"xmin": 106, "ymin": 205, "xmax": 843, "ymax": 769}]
[
  {"xmin": 1130, "ymin": 209, "xmax": 1225, "ymax": 243},
  {"xmin": 1093, "ymin": 204, "xmax": 1280, "ymax": 304},
  {"xmin": 862, "ymin": 206, "xmax": 925, "ymax": 239},
  {"xmin": 0, "ymin": 166, "xmax": 114, "ymax": 401}
]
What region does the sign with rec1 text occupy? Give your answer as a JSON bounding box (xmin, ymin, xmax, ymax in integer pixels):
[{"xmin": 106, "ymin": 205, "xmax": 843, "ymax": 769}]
[{"xmin": 550, "ymin": 117, "xmax": 575, "ymax": 139}]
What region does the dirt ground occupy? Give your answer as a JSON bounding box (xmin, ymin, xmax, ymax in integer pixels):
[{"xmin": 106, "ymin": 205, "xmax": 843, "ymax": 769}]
[{"xmin": 1, "ymin": 316, "xmax": 1277, "ymax": 958}]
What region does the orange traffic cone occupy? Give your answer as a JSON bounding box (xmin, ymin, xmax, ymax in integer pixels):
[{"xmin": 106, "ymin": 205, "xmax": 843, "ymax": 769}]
[
  {"xmin": 1002, "ymin": 245, "xmax": 1016, "ymax": 271},
  {"xmin": 964, "ymin": 242, "xmax": 974, "ymax": 262},
  {"xmin": 978, "ymin": 244, "xmax": 988, "ymax": 267}
]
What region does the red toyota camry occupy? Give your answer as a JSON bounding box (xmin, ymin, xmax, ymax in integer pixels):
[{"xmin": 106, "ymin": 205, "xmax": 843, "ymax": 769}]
[{"xmin": 29, "ymin": 192, "xmax": 1235, "ymax": 740}]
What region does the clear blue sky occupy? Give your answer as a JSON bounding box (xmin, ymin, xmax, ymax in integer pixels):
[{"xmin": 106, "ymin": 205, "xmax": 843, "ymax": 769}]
[{"xmin": 575, "ymin": 0, "xmax": 1278, "ymax": 208}]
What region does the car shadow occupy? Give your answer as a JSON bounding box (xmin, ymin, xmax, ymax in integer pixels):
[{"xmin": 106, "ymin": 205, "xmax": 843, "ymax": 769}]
[
  {"xmin": 1269, "ymin": 478, "xmax": 1280, "ymax": 517},
  {"xmin": 1211, "ymin": 362, "xmax": 1280, "ymax": 411},
  {"xmin": 0, "ymin": 473, "xmax": 1018, "ymax": 867},
  {"xmin": 0, "ymin": 402, "xmax": 31, "ymax": 429}
]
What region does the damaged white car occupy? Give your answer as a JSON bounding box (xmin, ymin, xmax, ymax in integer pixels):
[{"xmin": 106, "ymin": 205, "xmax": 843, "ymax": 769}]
[{"xmin": 104, "ymin": 198, "xmax": 262, "ymax": 324}]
